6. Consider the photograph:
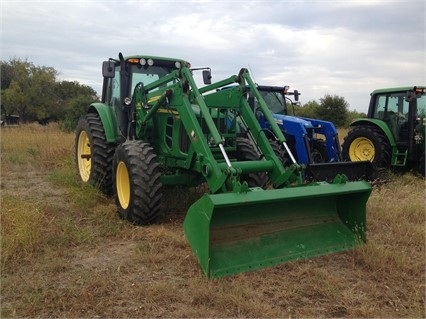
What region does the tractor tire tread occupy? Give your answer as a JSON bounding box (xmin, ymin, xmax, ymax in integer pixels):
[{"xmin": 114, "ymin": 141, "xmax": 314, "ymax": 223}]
[
  {"xmin": 342, "ymin": 125, "xmax": 391, "ymax": 168},
  {"xmin": 113, "ymin": 140, "xmax": 163, "ymax": 225},
  {"xmin": 75, "ymin": 113, "xmax": 115, "ymax": 195},
  {"xmin": 236, "ymin": 137, "xmax": 269, "ymax": 188}
]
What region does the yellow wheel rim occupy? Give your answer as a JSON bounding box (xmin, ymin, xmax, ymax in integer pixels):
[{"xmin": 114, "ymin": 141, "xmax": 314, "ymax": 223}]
[
  {"xmin": 116, "ymin": 161, "xmax": 130, "ymax": 209},
  {"xmin": 77, "ymin": 130, "xmax": 91, "ymax": 182},
  {"xmin": 348, "ymin": 137, "xmax": 375, "ymax": 162}
]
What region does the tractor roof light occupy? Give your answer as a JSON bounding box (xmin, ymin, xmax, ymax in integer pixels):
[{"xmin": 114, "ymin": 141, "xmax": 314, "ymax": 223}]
[
  {"xmin": 175, "ymin": 61, "xmax": 181, "ymax": 69},
  {"xmin": 283, "ymin": 85, "xmax": 290, "ymax": 94},
  {"xmin": 147, "ymin": 58, "xmax": 154, "ymax": 66},
  {"xmin": 139, "ymin": 58, "xmax": 147, "ymax": 66},
  {"xmin": 415, "ymin": 87, "xmax": 425, "ymax": 94}
]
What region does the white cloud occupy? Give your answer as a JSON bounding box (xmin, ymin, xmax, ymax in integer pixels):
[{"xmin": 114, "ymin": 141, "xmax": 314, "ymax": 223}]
[{"xmin": 1, "ymin": 0, "xmax": 425, "ymax": 113}]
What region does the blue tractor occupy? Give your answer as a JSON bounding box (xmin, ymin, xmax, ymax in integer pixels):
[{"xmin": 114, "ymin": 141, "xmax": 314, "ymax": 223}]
[
  {"xmin": 246, "ymin": 85, "xmax": 373, "ymax": 181},
  {"xmin": 252, "ymin": 85, "xmax": 341, "ymax": 164}
]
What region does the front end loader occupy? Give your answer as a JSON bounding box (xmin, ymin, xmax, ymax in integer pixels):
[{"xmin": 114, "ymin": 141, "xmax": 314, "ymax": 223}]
[
  {"xmin": 248, "ymin": 85, "xmax": 374, "ymax": 182},
  {"xmin": 75, "ymin": 53, "xmax": 371, "ymax": 278}
]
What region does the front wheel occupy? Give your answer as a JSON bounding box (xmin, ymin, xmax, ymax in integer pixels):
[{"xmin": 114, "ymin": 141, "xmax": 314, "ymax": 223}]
[
  {"xmin": 113, "ymin": 140, "xmax": 163, "ymax": 225},
  {"xmin": 235, "ymin": 137, "xmax": 268, "ymax": 188},
  {"xmin": 341, "ymin": 125, "xmax": 391, "ymax": 168},
  {"xmin": 311, "ymin": 140, "xmax": 328, "ymax": 163}
]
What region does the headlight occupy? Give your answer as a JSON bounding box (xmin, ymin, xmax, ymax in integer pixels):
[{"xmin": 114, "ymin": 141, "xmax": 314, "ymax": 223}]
[{"xmin": 124, "ymin": 97, "xmax": 132, "ymax": 106}]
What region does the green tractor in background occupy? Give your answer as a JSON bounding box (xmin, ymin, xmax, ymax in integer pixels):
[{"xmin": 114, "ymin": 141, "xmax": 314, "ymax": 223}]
[
  {"xmin": 342, "ymin": 86, "xmax": 425, "ymax": 176},
  {"xmin": 75, "ymin": 53, "xmax": 372, "ymax": 278}
]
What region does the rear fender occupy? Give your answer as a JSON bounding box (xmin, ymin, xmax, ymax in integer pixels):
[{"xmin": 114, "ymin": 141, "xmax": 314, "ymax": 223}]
[
  {"xmin": 88, "ymin": 103, "xmax": 118, "ymax": 143},
  {"xmin": 350, "ymin": 118, "xmax": 396, "ymax": 147}
]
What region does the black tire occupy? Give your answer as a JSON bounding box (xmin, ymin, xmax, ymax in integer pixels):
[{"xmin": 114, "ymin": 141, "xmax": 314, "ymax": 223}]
[
  {"xmin": 267, "ymin": 140, "xmax": 288, "ymax": 184},
  {"xmin": 235, "ymin": 137, "xmax": 268, "ymax": 188},
  {"xmin": 113, "ymin": 140, "xmax": 163, "ymax": 225},
  {"xmin": 270, "ymin": 140, "xmax": 286, "ymax": 164},
  {"xmin": 342, "ymin": 125, "xmax": 391, "ymax": 168},
  {"xmin": 75, "ymin": 113, "xmax": 115, "ymax": 195},
  {"xmin": 311, "ymin": 140, "xmax": 328, "ymax": 163},
  {"xmin": 418, "ymin": 152, "xmax": 425, "ymax": 177}
]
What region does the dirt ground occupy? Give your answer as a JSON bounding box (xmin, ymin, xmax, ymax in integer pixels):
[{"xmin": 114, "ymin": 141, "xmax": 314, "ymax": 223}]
[{"xmin": 1, "ymin": 150, "xmax": 425, "ymax": 318}]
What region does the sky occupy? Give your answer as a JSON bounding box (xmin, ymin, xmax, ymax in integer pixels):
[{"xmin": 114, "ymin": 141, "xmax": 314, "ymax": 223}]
[{"xmin": 1, "ymin": 0, "xmax": 425, "ymax": 113}]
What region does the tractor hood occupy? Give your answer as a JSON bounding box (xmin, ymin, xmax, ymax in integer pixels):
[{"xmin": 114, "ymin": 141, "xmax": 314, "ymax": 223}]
[{"xmin": 272, "ymin": 113, "xmax": 314, "ymax": 129}]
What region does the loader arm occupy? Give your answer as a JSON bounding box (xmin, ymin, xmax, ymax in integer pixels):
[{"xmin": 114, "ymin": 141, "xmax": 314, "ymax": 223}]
[{"xmin": 88, "ymin": 54, "xmax": 372, "ymax": 279}]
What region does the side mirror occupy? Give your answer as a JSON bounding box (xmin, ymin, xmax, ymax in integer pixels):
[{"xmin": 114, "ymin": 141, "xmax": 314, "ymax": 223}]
[
  {"xmin": 293, "ymin": 90, "xmax": 300, "ymax": 102},
  {"xmin": 102, "ymin": 61, "xmax": 115, "ymax": 78},
  {"xmin": 202, "ymin": 69, "xmax": 212, "ymax": 85}
]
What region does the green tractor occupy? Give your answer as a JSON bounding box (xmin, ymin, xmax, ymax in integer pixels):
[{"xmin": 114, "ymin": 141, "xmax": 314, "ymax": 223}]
[
  {"xmin": 75, "ymin": 53, "xmax": 371, "ymax": 278},
  {"xmin": 342, "ymin": 86, "xmax": 425, "ymax": 176}
]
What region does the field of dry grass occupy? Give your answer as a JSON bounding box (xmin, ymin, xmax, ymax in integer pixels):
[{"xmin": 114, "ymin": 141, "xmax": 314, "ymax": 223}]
[{"xmin": 1, "ymin": 124, "xmax": 425, "ymax": 318}]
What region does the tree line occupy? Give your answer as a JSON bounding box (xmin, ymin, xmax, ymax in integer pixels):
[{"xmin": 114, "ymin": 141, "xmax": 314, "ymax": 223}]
[
  {"xmin": 1, "ymin": 58, "xmax": 366, "ymax": 131},
  {"xmin": 289, "ymin": 95, "xmax": 366, "ymax": 127},
  {"xmin": 1, "ymin": 58, "xmax": 98, "ymax": 131}
]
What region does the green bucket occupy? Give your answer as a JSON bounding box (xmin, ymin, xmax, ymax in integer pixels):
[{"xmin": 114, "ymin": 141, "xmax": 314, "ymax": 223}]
[{"xmin": 183, "ymin": 181, "xmax": 371, "ymax": 278}]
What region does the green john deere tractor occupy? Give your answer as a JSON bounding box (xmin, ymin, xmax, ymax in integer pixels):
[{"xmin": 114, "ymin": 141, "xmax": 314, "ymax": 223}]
[
  {"xmin": 75, "ymin": 53, "xmax": 372, "ymax": 278},
  {"xmin": 342, "ymin": 86, "xmax": 425, "ymax": 176}
]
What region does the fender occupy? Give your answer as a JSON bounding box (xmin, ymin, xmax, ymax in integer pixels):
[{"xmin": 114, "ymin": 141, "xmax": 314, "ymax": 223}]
[
  {"xmin": 349, "ymin": 118, "xmax": 397, "ymax": 147},
  {"xmin": 88, "ymin": 102, "xmax": 118, "ymax": 143}
]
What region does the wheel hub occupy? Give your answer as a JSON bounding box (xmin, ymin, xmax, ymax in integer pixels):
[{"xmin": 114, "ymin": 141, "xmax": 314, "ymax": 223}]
[
  {"xmin": 116, "ymin": 161, "xmax": 130, "ymax": 209},
  {"xmin": 77, "ymin": 131, "xmax": 91, "ymax": 182},
  {"xmin": 349, "ymin": 137, "xmax": 375, "ymax": 161}
]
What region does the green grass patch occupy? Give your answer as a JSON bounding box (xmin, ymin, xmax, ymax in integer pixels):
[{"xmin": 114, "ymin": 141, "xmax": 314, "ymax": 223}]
[{"xmin": 1, "ymin": 124, "xmax": 425, "ymax": 318}]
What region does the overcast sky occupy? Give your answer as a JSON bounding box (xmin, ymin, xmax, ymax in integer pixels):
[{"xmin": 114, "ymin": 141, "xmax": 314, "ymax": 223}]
[{"xmin": 1, "ymin": 0, "xmax": 425, "ymax": 113}]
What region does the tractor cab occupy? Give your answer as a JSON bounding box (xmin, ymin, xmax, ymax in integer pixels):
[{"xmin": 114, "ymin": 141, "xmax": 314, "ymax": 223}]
[
  {"xmin": 343, "ymin": 86, "xmax": 425, "ymax": 174},
  {"xmin": 368, "ymin": 87, "xmax": 425, "ymax": 161}
]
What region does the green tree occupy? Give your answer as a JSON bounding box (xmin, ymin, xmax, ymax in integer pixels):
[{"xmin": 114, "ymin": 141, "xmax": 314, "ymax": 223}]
[
  {"xmin": 346, "ymin": 109, "xmax": 367, "ymax": 127},
  {"xmin": 292, "ymin": 100, "xmax": 320, "ymax": 118},
  {"xmin": 2, "ymin": 79, "xmax": 30, "ymax": 119},
  {"xmin": 1, "ymin": 60, "xmax": 14, "ymax": 89},
  {"xmin": 1, "ymin": 58, "xmax": 57, "ymax": 122},
  {"xmin": 56, "ymin": 81, "xmax": 98, "ymax": 131},
  {"xmin": 317, "ymin": 94, "xmax": 349, "ymax": 127},
  {"xmin": 27, "ymin": 66, "xmax": 58, "ymax": 122},
  {"xmin": 1, "ymin": 58, "xmax": 98, "ymax": 127}
]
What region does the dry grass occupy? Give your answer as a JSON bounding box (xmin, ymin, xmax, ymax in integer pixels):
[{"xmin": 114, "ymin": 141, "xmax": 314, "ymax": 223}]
[{"xmin": 1, "ymin": 124, "xmax": 425, "ymax": 318}]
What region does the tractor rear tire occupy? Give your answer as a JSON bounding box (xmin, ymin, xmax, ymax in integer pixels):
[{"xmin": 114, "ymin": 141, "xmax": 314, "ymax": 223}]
[
  {"xmin": 342, "ymin": 125, "xmax": 391, "ymax": 168},
  {"xmin": 75, "ymin": 113, "xmax": 115, "ymax": 195},
  {"xmin": 113, "ymin": 140, "xmax": 163, "ymax": 225},
  {"xmin": 235, "ymin": 137, "xmax": 268, "ymax": 188},
  {"xmin": 418, "ymin": 152, "xmax": 425, "ymax": 177}
]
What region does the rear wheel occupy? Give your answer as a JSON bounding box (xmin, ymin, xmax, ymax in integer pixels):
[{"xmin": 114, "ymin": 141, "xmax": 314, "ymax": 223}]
[
  {"xmin": 113, "ymin": 140, "xmax": 163, "ymax": 224},
  {"xmin": 342, "ymin": 125, "xmax": 391, "ymax": 168},
  {"xmin": 235, "ymin": 137, "xmax": 268, "ymax": 188},
  {"xmin": 418, "ymin": 152, "xmax": 425, "ymax": 177},
  {"xmin": 75, "ymin": 113, "xmax": 115, "ymax": 195}
]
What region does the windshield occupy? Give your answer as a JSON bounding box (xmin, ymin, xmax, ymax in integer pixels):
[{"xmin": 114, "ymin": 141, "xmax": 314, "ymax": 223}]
[
  {"xmin": 374, "ymin": 91, "xmax": 426, "ymax": 119},
  {"xmin": 130, "ymin": 64, "xmax": 174, "ymax": 94},
  {"xmin": 259, "ymin": 91, "xmax": 286, "ymax": 114},
  {"xmin": 374, "ymin": 92, "xmax": 409, "ymax": 119}
]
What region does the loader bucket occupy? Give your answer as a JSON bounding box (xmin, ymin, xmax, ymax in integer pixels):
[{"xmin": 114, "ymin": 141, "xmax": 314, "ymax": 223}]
[{"xmin": 183, "ymin": 181, "xmax": 371, "ymax": 278}]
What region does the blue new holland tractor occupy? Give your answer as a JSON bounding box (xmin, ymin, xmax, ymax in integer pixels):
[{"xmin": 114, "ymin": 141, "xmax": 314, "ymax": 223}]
[{"xmin": 247, "ymin": 85, "xmax": 373, "ymax": 181}]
